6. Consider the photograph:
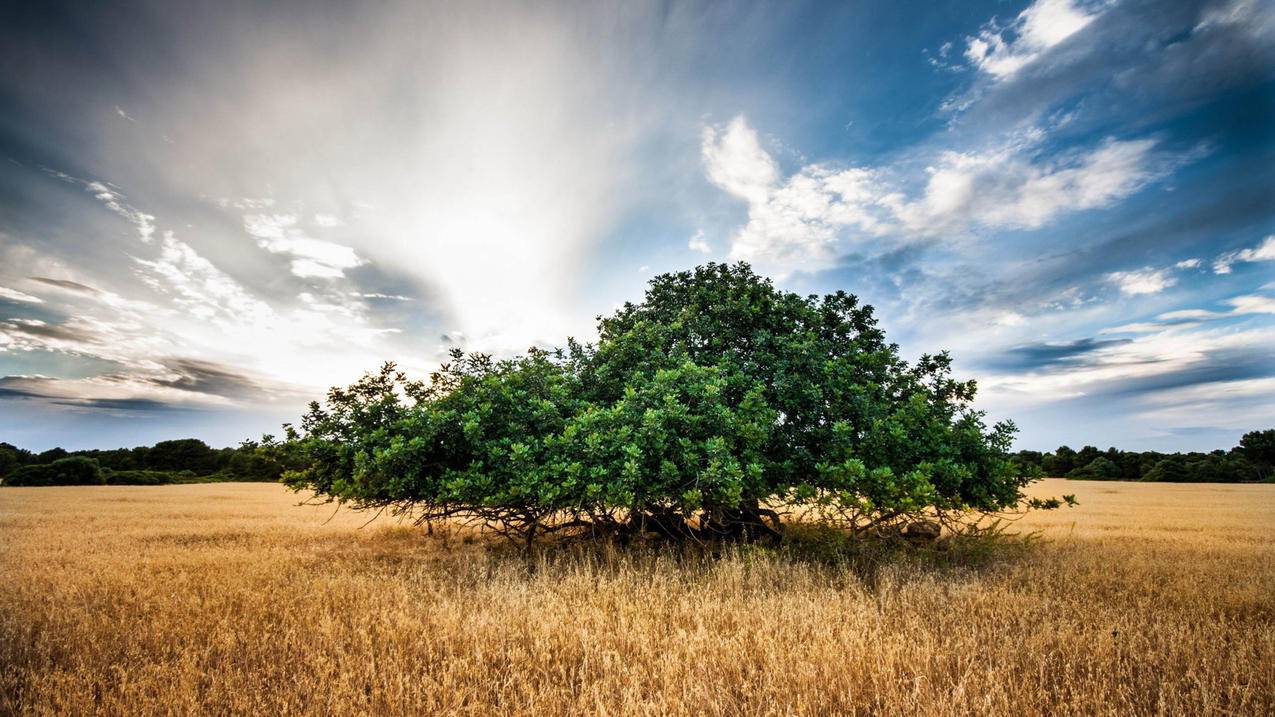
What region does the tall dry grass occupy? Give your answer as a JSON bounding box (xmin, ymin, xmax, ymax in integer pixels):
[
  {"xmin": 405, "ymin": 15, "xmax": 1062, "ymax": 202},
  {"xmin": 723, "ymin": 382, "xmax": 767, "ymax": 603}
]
[{"xmin": 1, "ymin": 479, "xmax": 1272, "ymax": 716}]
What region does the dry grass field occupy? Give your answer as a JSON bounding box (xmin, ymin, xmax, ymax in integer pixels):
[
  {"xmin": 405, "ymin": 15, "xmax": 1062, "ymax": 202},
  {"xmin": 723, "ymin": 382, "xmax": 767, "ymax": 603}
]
[{"xmin": 1, "ymin": 479, "xmax": 1272, "ymax": 716}]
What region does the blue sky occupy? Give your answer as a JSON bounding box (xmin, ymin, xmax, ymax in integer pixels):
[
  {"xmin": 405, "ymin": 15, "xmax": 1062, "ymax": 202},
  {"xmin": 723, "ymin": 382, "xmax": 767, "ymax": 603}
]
[{"xmin": 0, "ymin": 0, "xmax": 1272, "ymax": 451}]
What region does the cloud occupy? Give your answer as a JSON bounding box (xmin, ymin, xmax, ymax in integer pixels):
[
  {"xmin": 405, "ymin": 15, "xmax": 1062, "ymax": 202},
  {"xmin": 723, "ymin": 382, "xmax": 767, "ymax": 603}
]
[
  {"xmin": 1226, "ymin": 294, "xmax": 1275, "ymax": 315},
  {"xmin": 981, "ymin": 324, "xmax": 1275, "ymax": 406},
  {"xmin": 1, "ymin": 318, "xmax": 98, "ymax": 344},
  {"xmin": 0, "ymin": 375, "xmax": 189, "ymax": 412},
  {"xmin": 701, "ymin": 117, "xmax": 779, "ymax": 205},
  {"xmin": 1106, "ymin": 267, "xmax": 1177, "ymax": 295},
  {"xmin": 893, "ymin": 136, "xmax": 1170, "ymax": 234},
  {"xmin": 29, "ymin": 277, "xmax": 101, "ymax": 294},
  {"xmin": 0, "ymin": 286, "xmax": 43, "ymax": 304},
  {"xmin": 134, "ymin": 231, "xmax": 273, "ymax": 324},
  {"xmin": 349, "ymin": 292, "xmax": 412, "ymax": 301},
  {"xmin": 963, "ymin": 0, "xmax": 1100, "ymax": 79},
  {"xmin": 119, "ymin": 358, "xmax": 269, "ymax": 399},
  {"xmin": 1213, "ymin": 235, "xmax": 1275, "ymax": 274},
  {"xmin": 687, "ymin": 229, "xmax": 710, "ymax": 254},
  {"xmin": 1102, "ymin": 293, "xmax": 1275, "ymax": 334},
  {"xmin": 85, "ymin": 181, "xmax": 155, "ymax": 243},
  {"xmin": 703, "ymin": 116, "xmax": 1183, "ymax": 275},
  {"xmin": 52, "ymin": 397, "xmax": 183, "ymax": 412},
  {"xmin": 243, "ymin": 213, "xmax": 364, "ymax": 279},
  {"xmin": 983, "ymin": 337, "xmax": 1132, "ymax": 371},
  {"xmin": 942, "ymin": 0, "xmax": 1275, "ymax": 132}
]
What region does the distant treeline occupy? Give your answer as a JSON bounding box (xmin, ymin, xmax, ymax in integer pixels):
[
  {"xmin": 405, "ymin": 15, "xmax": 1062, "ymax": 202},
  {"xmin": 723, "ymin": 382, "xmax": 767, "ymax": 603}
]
[
  {"xmin": 3, "ymin": 429, "xmax": 1273, "ymax": 487},
  {"xmin": 0, "ymin": 438, "xmax": 292, "ymax": 487},
  {"xmin": 1014, "ymin": 429, "xmax": 1274, "ymax": 483}
]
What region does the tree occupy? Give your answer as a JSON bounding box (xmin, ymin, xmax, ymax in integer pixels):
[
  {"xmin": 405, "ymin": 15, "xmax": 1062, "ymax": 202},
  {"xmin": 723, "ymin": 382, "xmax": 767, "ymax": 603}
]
[
  {"xmin": 145, "ymin": 439, "xmax": 221, "ymax": 474},
  {"xmin": 1237, "ymin": 429, "xmax": 1275, "ymax": 481},
  {"xmin": 1142, "ymin": 458, "xmax": 1188, "ymax": 483},
  {"xmin": 1068, "ymin": 457, "xmax": 1122, "ymax": 480},
  {"xmin": 284, "ymin": 263, "xmax": 1051, "ymax": 545},
  {"xmin": 1042, "ymin": 446, "xmax": 1077, "ymax": 476},
  {"xmin": 0, "ymin": 442, "xmax": 32, "ymax": 478}
]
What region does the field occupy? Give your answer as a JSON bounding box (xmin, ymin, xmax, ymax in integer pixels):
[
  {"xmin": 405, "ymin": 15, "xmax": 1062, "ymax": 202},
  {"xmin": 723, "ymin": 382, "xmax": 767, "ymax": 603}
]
[{"xmin": 1, "ymin": 479, "xmax": 1272, "ymax": 716}]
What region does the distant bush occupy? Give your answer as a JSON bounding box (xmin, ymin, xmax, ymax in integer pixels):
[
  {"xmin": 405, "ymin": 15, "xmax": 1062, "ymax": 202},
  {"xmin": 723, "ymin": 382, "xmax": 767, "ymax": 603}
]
[
  {"xmin": 102, "ymin": 469, "xmax": 197, "ymax": 486},
  {"xmin": 4, "ymin": 456, "xmax": 104, "ymax": 486}
]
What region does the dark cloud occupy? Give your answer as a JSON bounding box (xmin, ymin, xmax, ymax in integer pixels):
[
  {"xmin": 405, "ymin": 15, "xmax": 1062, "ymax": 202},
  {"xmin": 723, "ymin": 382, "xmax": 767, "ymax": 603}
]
[
  {"xmin": 0, "ymin": 318, "xmax": 96, "ymax": 343},
  {"xmin": 1100, "ymin": 346, "xmax": 1275, "ymax": 398},
  {"xmin": 0, "ymin": 376, "xmax": 58, "ymax": 400},
  {"xmin": 29, "ymin": 276, "xmax": 100, "ymax": 293},
  {"xmin": 145, "ymin": 359, "xmax": 263, "ymax": 399},
  {"xmin": 0, "ymin": 375, "xmax": 192, "ymax": 412},
  {"xmin": 49, "ymin": 397, "xmax": 184, "ymax": 412},
  {"xmin": 982, "ymin": 337, "xmax": 1134, "ymax": 372}
]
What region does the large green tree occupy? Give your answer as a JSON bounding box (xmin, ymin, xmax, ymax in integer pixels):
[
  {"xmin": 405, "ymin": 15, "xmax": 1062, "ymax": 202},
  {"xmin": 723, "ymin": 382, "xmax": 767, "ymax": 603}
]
[{"xmin": 284, "ymin": 263, "xmax": 1044, "ymax": 544}]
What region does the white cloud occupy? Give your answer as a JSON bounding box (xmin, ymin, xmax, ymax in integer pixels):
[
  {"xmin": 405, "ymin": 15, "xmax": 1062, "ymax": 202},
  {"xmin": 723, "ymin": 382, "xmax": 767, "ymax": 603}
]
[
  {"xmin": 1174, "ymin": 258, "xmax": 1200, "ymax": 269},
  {"xmin": 1101, "ymin": 293, "xmax": 1275, "ymax": 334},
  {"xmin": 1106, "ymin": 267, "xmax": 1176, "ymax": 295},
  {"xmin": 350, "ymin": 292, "xmax": 412, "ymax": 301},
  {"xmin": 701, "ymin": 117, "xmax": 778, "ymax": 205},
  {"xmin": 964, "ymin": 0, "xmax": 1100, "ymax": 79},
  {"xmin": 702, "ymin": 118, "xmax": 898, "ymax": 274},
  {"xmin": 0, "ymin": 287, "xmax": 43, "ymax": 304},
  {"xmin": 1228, "ymin": 294, "xmax": 1275, "ymax": 315},
  {"xmin": 893, "ymin": 137, "xmax": 1162, "ymax": 233},
  {"xmin": 86, "ymin": 181, "xmax": 155, "ymax": 243},
  {"xmin": 703, "ymin": 115, "xmax": 1176, "ymax": 275},
  {"xmin": 313, "ymin": 213, "xmax": 343, "ymax": 227},
  {"xmin": 243, "ymin": 213, "xmax": 364, "ymax": 279},
  {"xmin": 134, "ymin": 231, "xmax": 274, "ymax": 324},
  {"xmin": 994, "ymin": 312, "xmax": 1027, "ymax": 327},
  {"xmin": 1213, "ymin": 235, "xmax": 1275, "ymax": 274},
  {"xmin": 1158, "ymin": 308, "xmax": 1220, "ymax": 321},
  {"xmin": 687, "ymin": 229, "xmax": 710, "ymax": 254}
]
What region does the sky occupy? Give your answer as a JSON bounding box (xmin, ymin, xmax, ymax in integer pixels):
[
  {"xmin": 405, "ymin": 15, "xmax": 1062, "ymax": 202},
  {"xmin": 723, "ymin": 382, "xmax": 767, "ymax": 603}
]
[{"xmin": 0, "ymin": 0, "xmax": 1272, "ymax": 452}]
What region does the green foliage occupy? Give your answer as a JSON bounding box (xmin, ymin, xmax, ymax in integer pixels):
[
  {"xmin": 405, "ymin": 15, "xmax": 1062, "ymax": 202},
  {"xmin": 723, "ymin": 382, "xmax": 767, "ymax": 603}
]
[
  {"xmin": 0, "ymin": 442, "xmax": 33, "ymax": 478},
  {"xmin": 102, "ymin": 469, "xmax": 191, "ymax": 486},
  {"xmin": 1238, "ymin": 429, "xmax": 1275, "ymax": 481},
  {"xmin": 1014, "ymin": 431, "xmax": 1272, "ymax": 484},
  {"xmin": 284, "ymin": 263, "xmax": 1048, "ymax": 544},
  {"xmin": 4, "ymin": 456, "xmax": 103, "ymax": 486},
  {"xmin": 1067, "ymin": 457, "xmax": 1122, "ymax": 480},
  {"xmin": 0, "ymin": 436, "xmax": 300, "ymax": 486},
  {"xmin": 144, "ymin": 439, "xmax": 222, "ymax": 473}
]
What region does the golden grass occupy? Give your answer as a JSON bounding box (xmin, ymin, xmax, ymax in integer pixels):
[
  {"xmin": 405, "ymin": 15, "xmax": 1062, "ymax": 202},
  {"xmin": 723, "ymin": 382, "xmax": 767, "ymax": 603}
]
[{"xmin": 1, "ymin": 479, "xmax": 1272, "ymax": 716}]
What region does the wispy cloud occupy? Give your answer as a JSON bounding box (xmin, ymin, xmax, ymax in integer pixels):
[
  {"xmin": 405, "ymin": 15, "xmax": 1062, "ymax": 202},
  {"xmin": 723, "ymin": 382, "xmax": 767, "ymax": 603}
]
[
  {"xmin": 687, "ymin": 229, "xmax": 710, "ymax": 254},
  {"xmin": 1106, "ymin": 267, "xmax": 1177, "ymax": 296},
  {"xmin": 963, "ymin": 0, "xmax": 1100, "ymax": 80},
  {"xmin": 0, "ymin": 287, "xmax": 43, "ymax": 304},
  {"xmin": 1213, "ymin": 235, "xmax": 1275, "ymax": 274},
  {"xmin": 243, "ymin": 213, "xmax": 364, "ymax": 279}
]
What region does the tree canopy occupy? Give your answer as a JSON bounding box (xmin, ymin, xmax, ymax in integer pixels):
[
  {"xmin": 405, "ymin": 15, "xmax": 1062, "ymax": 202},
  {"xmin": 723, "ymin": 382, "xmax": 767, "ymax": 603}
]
[{"xmin": 284, "ymin": 263, "xmax": 1050, "ymax": 544}]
